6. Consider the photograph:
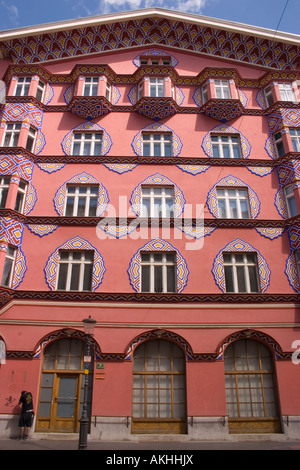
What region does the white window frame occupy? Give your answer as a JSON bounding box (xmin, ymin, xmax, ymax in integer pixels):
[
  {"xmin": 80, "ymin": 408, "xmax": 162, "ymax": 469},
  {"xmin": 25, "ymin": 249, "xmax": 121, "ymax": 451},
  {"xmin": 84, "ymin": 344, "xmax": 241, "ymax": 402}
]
[
  {"xmin": 273, "ymin": 131, "xmax": 285, "ymax": 157},
  {"xmin": 26, "ymin": 126, "xmax": 37, "ymax": 153},
  {"xmin": 141, "ymin": 185, "xmax": 174, "ymax": 218},
  {"xmin": 214, "ymin": 80, "xmax": 231, "ymax": 99},
  {"xmin": 278, "ymin": 82, "xmax": 295, "ymax": 102},
  {"xmin": 202, "ymin": 83, "xmax": 208, "ymax": 104},
  {"xmin": 140, "ymin": 251, "xmax": 177, "ymax": 293},
  {"xmin": 140, "ymin": 56, "xmax": 171, "ymax": 66},
  {"xmin": 3, "ymin": 122, "xmax": 21, "ymax": 147},
  {"xmin": 83, "ymin": 77, "xmax": 99, "ymax": 96},
  {"xmin": 56, "ymin": 250, "xmax": 94, "ymax": 291},
  {"xmin": 71, "ymin": 132, "xmax": 102, "ymax": 156},
  {"xmin": 284, "ymin": 185, "xmax": 298, "ymax": 217},
  {"xmin": 264, "ymin": 85, "xmax": 274, "ymax": 107},
  {"xmin": 223, "ymin": 252, "xmax": 260, "ymax": 293},
  {"xmin": 211, "ymin": 134, "xmax": 242, "ymax": 159},
  {"xmin": 0, "ymin": 176, "xmax": 10, "ymax": 208},
  {"xmin": 14, "ymin": 77, "xmax": 31, "ymax": 96},
  {"xmin": 142, "ymin": 133, "xmax": 172, "ymax": 157},
  {"xmin": 36, "ymin": 79, "xmax": 45, "ymax": 102},
  {"xmin": 1, "ymin": 245, "xmax": 17, "ymax": 288},
  {"xmin": 290, "ymin": 129, "xmax": 300, "ymax": 152},
  {"xmin": 105, "ymin": 81, "xmax": 111, "ymax": 101},
  {"xmin": 216, "ymin": 187, "xmax": 250, "ymax": 219},
  {"xmin": 149, "ymin": 77, "xmax": 165, "ymax": 97},
  {"xmin": 14, "ymin": 180, "xmax": 27, "ymax": 213},
  {"xmin": 64, "ymin": 185, "xmax": 99, "ymax": 217}
]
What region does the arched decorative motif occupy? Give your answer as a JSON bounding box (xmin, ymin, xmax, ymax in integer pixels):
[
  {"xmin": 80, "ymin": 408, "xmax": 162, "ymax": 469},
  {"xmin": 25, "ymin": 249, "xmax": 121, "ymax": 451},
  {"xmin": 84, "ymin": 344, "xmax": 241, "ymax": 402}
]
[
  {"xmin": 44, "ymin": 236, "xmax": 105, "ymax": 291},
  {"xmin": 216, "ymin": 329, "xmax": 286, "ymax": 359},
  {"xmin": 61, "ymin": 121, "xmax": 112, "ymax": 156},
  {"xmin": 125, "ymin": 329, "xmax": 191, "ymax": 360},
  {"xmin": 285, "ymin": 251, "xmax": 300, "ymax": 292},
  {"xmin": 53, "ymin": 172, "xmax": 109, "ymax": 216},
  {"xmin": 207, "ymin": 175, "xmax": 260, "ymax": 219},
  {"xmin": 33, "ymin": 328, "xmax": 101, "ymax": 359},
  {"xmin": 130, "ymin": 173, "xmax": 185, "ymax": 217},
  {"xmin": 202, "ymin": 124, "xmax": 251, "ymax": 159},
  {"xmin": 127, "ymin": 238, "xmax": 189, "ymax": 293},
  {"xmin": 212, "ymin": 238, "xmax": 271, "ymax": 293},
  {"xmin": 132, "ymin": 123, "xmax": 182, "ymax": 157}
]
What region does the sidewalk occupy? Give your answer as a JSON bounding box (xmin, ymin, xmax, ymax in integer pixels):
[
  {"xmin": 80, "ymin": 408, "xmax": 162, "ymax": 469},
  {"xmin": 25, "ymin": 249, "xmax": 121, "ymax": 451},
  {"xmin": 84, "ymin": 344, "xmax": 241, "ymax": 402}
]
[{"xmin": 1, "ymin": 435, "xmax": 300, "ymax": 451}]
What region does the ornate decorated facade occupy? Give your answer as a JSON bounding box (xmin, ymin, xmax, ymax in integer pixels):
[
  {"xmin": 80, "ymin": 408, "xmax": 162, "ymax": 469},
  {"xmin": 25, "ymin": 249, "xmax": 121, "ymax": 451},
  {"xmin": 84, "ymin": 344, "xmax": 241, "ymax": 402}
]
[{"xmin": 0, "ymin": 8, "xmax": 299, "ymax": 439}]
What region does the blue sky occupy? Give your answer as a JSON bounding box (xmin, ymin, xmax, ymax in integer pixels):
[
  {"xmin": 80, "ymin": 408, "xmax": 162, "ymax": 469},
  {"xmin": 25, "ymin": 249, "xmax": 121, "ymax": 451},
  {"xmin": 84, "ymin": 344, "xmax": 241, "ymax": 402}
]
[{"xmin": 0, "ymin": 0, "xmax": 299, "ymax": 34}]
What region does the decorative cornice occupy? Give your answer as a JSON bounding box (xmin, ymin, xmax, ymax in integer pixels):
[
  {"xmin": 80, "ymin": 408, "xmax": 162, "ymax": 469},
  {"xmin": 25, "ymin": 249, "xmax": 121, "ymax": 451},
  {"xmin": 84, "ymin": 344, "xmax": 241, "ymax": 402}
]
[
  {"xmin": 0, "ymin": 288, "xmax": 299, "ymax": 309},
  {"xmin": 1, "ymin": 209, "xmax": 299, "ymax": 228},
  {"xmin": 1, "ymin": 148, "xmax": 300, "ymax": 166}
]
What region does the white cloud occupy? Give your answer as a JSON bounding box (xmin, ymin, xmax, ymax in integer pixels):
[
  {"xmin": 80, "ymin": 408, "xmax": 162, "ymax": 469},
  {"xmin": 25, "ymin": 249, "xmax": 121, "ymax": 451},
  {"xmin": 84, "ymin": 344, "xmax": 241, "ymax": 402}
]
[
  {"xmin": 69, "ymin": 0, "xmax": 207, "ymax": 17},
  {"xmin": 0, "ymin": 1, "xmax": 20, "ymax": 26}
]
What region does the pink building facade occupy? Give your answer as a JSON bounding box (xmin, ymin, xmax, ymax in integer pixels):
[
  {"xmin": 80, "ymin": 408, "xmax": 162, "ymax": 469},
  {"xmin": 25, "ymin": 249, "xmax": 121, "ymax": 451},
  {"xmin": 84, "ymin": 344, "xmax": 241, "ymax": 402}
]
[{"xmin": 0, "ymin": 9, "xmax": 299, "ymax": 439}]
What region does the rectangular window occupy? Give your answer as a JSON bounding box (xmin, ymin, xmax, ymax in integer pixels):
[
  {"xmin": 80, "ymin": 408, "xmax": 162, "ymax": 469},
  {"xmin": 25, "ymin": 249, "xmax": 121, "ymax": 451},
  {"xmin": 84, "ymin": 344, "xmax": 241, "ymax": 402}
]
[
  {"xmin": 36, "ymin": 80, "xmax": 45, "ymax": 102},
  {"xmin": 1, "ymin": 245, "xmax": 17, "ymax": 287},
  {"xmin": 278, "ymin": 83, "xmax": 295, "ymax": 102},
  {"xmin": 56, "ymin": 250, "xmax": 94, "ymax": 291},
  {"xmin": 290, "ymin": 129, "xmax": 300, "ymax": 152},
  {"xmin": 64, "ymin": 185, "xmax": 98, "ymax": 217},
  {"xmin": 0, "ymin": 176, "xmax": 10, "ymax": 208},
  {"xmin": 273, "ymin": 132, "xmax": 285, "ymax": 157},
  {"xmin": 3, "ymin": 122, "xmax": 21, "ymax": 147},
  {"xmin": 223, "ymin": 252, "xmax": 259, "ymax": 293},
  {"xmin": 264, "ymin": 85, "xmax": 274, "ymax": 107},
  {"xmin": 26, "ymin": 126, "xmax": 36, "ymax": 153},
  {"xmin": 140, "ymin": 252, "xmax": 176, "ymax": 293},
  {"xmin": 14, "ymin": 77, "xmax": 31, "ymax": 96},
  {"xmin": 14, "ymin": 180, "xmax": 27, "ymax": 213},
  {"xmin": 214, "ymin": 80, "xmax": 231, "ymax": 99},
  {"xmin": 284, "ymin": 185, "xmax": 298, "ymax": 217},
  {"xmin": 72, "ymin": 133, "xmax": 102, "ymax": 156},
  {"xmin": 137, "ymin": 81, "xmax": 144, "ymax": 101},
  {"xmin": 142, "ymin": 133, "xmax": 172, "ymax": 157},
  {"xmin": 202, "ymin": 83, "xmax": 208, "ymax": 104},
  {"xmin": 149, "ymin": 78, "xmax": 165, "ymax": 97},
  {"xmin": 105, "ymin": 82, "xmax": 111, "ymax": 101},
  {"xmin": 141, "ymin": 186, "xmax": 174, "ymax": 218},
  {"xmin": 211, "ymin": 135, "xmax": 241, "ymax": 159},
  {"xmin": 217, "ymin": 187, "xmax": 250, "ymax": 219},
  {"xmin": 83, "ymin": 77, "xmax": 99, "ymax": 96}
]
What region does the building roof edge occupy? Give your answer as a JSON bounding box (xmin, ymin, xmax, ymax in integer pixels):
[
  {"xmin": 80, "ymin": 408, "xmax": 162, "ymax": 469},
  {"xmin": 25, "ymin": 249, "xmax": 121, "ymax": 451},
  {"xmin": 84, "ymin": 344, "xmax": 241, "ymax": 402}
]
[{"xmin": 0, "ymin": 8, "xmax": 299, "ymax": 45}]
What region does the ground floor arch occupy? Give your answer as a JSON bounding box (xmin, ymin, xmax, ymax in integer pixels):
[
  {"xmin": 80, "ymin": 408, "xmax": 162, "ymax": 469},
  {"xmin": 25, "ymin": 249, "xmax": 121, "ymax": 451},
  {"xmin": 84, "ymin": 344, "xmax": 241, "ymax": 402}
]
[
  {"xmin": 131, "ymin": 338, "xmax": 187, "ymax": 434},
  {"xmin": 36, "ymin": 334, "xmax": 94, "ymax": 433},
  {"xmin": 224, "ymin": 337, "xmax": 282, "ymax": 433}
]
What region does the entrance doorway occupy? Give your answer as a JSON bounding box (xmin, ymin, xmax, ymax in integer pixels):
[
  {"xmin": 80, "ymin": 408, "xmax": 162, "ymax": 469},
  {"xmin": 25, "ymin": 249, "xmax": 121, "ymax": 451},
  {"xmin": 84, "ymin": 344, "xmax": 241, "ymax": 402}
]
[
  {"xmin": 224, "ymin": 339, "xmax": 281, "ymax": 433},
  {"xmin": 132, "ymin": 339, "xmax": 187, "ymax": 434},
  {"xmin": 36, "ymin": 337, "xmax": 93, "ymax": 433}
]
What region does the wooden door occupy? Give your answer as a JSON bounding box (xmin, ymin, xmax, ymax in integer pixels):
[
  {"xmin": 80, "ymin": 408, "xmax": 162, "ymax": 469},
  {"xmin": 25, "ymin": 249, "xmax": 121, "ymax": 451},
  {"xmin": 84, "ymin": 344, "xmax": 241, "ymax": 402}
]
[{"xmin": 51, "ymin": 374, "xmax": 81, "ymax": 433}]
